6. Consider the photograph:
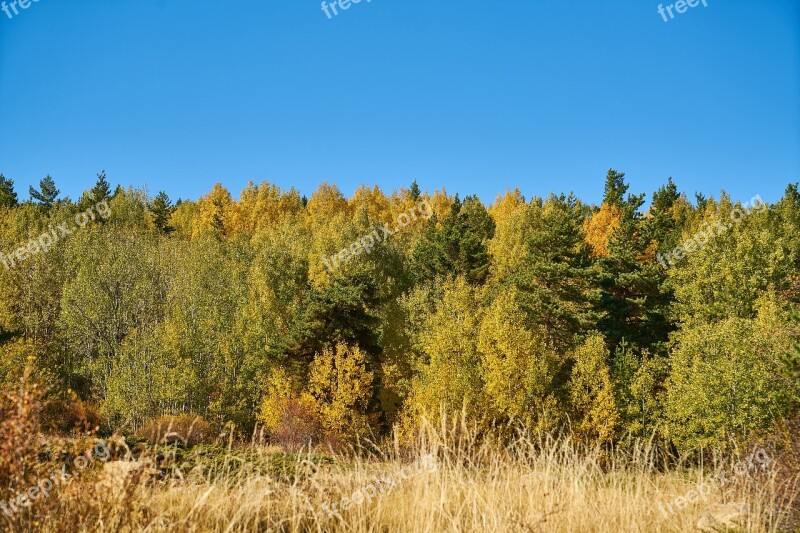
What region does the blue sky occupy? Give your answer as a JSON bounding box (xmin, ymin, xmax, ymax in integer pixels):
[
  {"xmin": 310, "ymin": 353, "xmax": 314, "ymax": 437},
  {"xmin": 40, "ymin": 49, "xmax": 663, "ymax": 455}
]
[{"xmin": 0, "ymin": 0, "xmax": 798, "ymax": 206}]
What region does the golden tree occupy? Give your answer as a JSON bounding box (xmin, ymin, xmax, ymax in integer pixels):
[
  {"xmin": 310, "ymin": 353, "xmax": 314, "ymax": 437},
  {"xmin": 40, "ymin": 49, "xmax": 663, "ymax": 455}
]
[
  {"xmin": 569, "ymin": 334, "xmax": 620, "ymax": 446},
  {"xmin": 478, "ymin": 289, "xmax": 563, "ymax": 430},
  {"xmin": 583, "ymin": 203, "xmax": 622, "ymax": 258},
  {"xmin": 306, "ymin": 342, "xmax": 375, "ymax": 444}
]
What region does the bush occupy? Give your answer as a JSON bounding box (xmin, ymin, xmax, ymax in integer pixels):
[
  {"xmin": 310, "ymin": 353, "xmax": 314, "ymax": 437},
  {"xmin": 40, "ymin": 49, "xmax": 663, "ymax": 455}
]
[
  {"xmin": 41, "ymin": 393, "xmax": 101, "ymax": 436},
  {"xmin": 259, "ymin": 367, "xmax": 323, "ymax": 450},
  {"xmin": 137, "ymin": 414, "xmax": 213, "ymax": 447},
  {"xmin": 269, "ymin": 397, "xmax": 323, "ymax": 451},
  {"xmin": 0, "ymin": 366, "xmax": 46, "ymax": 529}
]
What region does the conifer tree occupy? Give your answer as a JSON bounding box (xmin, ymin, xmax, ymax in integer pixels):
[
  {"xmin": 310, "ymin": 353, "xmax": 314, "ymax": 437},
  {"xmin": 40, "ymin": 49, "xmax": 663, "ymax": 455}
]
[
  {"xmin": 148, "ymin": 191, "xmax": 174, "ymax": 234},
  {"xmin": 0, "ymin": 174, "xmax": 17, "ymax": 208},
  {"xmin": 29, "ymin": 175, "xmax": 60, "ymax": 208}
]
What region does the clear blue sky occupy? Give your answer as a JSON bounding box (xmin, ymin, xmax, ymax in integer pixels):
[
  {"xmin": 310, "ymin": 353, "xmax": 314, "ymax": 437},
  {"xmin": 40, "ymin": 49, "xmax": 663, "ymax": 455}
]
[{"xmin": 1, "ymin": 0, "xmax": 798, "ymax": 205}]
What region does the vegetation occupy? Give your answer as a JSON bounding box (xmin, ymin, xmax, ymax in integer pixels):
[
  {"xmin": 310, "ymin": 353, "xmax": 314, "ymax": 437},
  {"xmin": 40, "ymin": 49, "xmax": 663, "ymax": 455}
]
[{"xmin": 0, "ymin": 170, "xmax": 799, "ymax": 530}]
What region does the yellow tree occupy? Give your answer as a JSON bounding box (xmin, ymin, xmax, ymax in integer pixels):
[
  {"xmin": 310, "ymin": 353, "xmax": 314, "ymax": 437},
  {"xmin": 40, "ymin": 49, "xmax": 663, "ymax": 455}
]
[
  {"xmin": 427, "ymin": 189, "xmax": 454, "ymax": 225},
  {"xmin": 306, "ymin": 342, "xmax": 375, "ymax": 444},
  {"xmin": 405, "ymin": 277, "xmax": 485, "ymax": 426},
  {"xmin": 478, "ymin": 288, "xmax": 563, "ymax": 430},
  {"xmin": 350, "ymin": 185, "xmax": 392, "ymax": 226},
  {"xmin": 583, "ymin": 203, "xmax": 622, "ymax": 258},
  {"xmin": 305, "ymin": 182, "xmax": 351, "ymax": 228},
  {"xmin": 488, "ymin": 189, "xmax": 525, "ymax": 223},
  {"xmin": 487, "ymin": 191, "xmax": 531, "ymax": 282},
  {"xmin": 194, "ymin": 183, "xmax": 234, "ymax": 238},
  {"xmin": 230, "ymin": 181, "xmax": 304, "ymax": 235},
  {"xmin": 569, "ymin": 334, "xmax": 620, "ymax": 446}
]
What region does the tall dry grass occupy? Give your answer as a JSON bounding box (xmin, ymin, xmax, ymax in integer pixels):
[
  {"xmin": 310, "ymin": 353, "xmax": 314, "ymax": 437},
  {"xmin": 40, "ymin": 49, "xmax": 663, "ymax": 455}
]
[{"xmin": 7, "ymin": 416, "xmax": 796, "ymax": 532}]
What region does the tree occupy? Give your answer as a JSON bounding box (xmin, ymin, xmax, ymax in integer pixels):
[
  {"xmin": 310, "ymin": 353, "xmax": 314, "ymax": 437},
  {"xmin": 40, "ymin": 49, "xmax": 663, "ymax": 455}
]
[
  {"xmin": 0, "ymin": 175, "xmax": 17, "ymax": 208},
  {"xmin": 603, "ymin": 169, "xmax": 629, "ymax": 209},
  {"xmin": 593, "ymin": 172, "xmax": 671, "ymax": 353},
  {"xmin": 148, "ymin": 191, "xmax": 174, "ymax": 235},
  {"xmin": 411, "ymin": 195, "xmax": 495, "ymax": 284},
  {"xmin": 405, "ymin": 276, "xmax": 485, "ymax": 425},
  {"xmin": 268, "ymin": 271, "xmax": 382, "ymax": 375},
  {"xmin": 670, "ymin": 195, "xmax": 782, "ymax": 325},
  {"xmin": 778, "ymin": 308, "xmax": 800, "ymax": 406},
  {"xmin": 306, "ymin": 342, "xmax": 376, "ymax": 445},
  {"xmin": 665, "ymin": 294, "xmax": 794, "ymax": 451},
  {"xmin": 486, "ymin": 190, "xmax": 529, "ymax": 282},
  {"xmin": 194, "ymin": 183, "xmax": 233, "ymax": 238},
  {"xmin": 478, "ymin": 289, "xmax": 563, "ymax": 430},
  {"xmin": 512, "ymin": 194, "xmax": 595, "ymax": 352},
  {"xmin": 410, "ymin": 180, "xmax": 421, "ymax": 201},
  {"xmin": 29, "ymin": 176, "xmax": 60, "ymax": 208},
  {"xmin": 583, "ymin": 203, "xmax": 622, "ymax": 258},
  {"xmin": 91, "ymin": 171, "xmax": 112, "ymax": 203},
  {"xmin": 568, "ymin": 333, "xmax": 620, "ymax": 446}
]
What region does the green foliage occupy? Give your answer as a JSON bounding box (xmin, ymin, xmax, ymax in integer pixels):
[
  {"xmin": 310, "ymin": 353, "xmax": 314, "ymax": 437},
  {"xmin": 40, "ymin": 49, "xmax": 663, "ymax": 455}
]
[
  {"xmin": 665, "ymin": 294, "xmax": 794, "ymax": 451},
  {"xmin": 778, "ymin": 307, "xmax": 800, "ymax": 405},
  {"xmin": 78, "ymin": 170, "xmax": 113, "ymax": 210},
  {"xmin": 411, "ymin": 195, "xmax": 495, "ymax": 284},
  {"xmin": 148, "ymin": 191, "xmax": 174, "ymax": 235},
  {"xmin": 0, "ymin": 175, "xmax": 18, "ymax": 208},
  {"xmin": 568, "ymin": 334, "xmax": 620, "ymax": 446},
  {"xmin": 29, "ymin": 175, "xmax": 60, "ymax": 208},
  {"xmin": 512, "ymin": 194, "xmax": 595, "ymax": 353},
  {"xmin": 1, "ymin": 174, "xmax": 798, "ymax": 454}
]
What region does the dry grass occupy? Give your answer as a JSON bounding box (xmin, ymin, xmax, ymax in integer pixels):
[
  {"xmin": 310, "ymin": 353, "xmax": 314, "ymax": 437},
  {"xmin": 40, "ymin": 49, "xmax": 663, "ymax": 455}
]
[{"xmin": 7, "ymin": 418, "xmax": 796, "ymax": 533}]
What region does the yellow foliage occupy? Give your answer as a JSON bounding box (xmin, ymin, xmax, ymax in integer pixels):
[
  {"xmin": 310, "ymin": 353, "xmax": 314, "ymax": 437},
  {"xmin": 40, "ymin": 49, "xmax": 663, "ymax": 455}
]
[
  {"xmin": 569, "ymin": 334, "xmax": 620, "ymax": 446},
  {"xmin": 404, "ymin": 277, "xmax": 485, "ymax": 429},
  {"xmin": 229, "ymin": 181, "xmax": 303, "ymax": 235},
  {"xmin": 169, "ymin": 201, "xmax": 200, "ymax": 239},
  {"xmin": 583, "ymin": 203, "xmax": 622, "ymax": 257},
  {"xmin": 193, "ymin": 183, "xmax": 234, "ymax": 238},
  {"xmin": 260, "ymin": 367, "xmax": 298, "ymax": 433},
  {"xmin": 478, "ymin": 289, "xmax": 562, "ymax": 430},
  {"xmin": 350, "ymin": 185, "xmax": 392, "ymax": 225},
  {"xmin": 306, "ymin": 342, "xmax": 375, "ymax": 444},
  {"xmin": 306, "ymin": 182, "xmax": 351, "ymax": 228},
  {"xmin": 488, "ymin": 189, "xmax": 525, "ymax": 223},
  {"xmin": 487, "ymin": 194, "xmax": 531, "ymax": 281},
  {"xmin": 427, "ymin": 189, "xmax": 454, "ymax": 226}
]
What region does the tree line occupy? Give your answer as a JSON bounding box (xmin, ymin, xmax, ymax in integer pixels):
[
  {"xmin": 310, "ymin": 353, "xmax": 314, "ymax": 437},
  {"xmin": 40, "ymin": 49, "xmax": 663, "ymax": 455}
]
[{"xmin": 0, "ymin": 170, "xmax": 798, "ymax": 452}]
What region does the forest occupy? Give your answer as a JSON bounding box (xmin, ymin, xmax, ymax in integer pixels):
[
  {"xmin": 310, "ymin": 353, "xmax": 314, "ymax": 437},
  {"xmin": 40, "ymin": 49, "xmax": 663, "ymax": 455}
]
[{"xmin": 1, "ymin": 168, "xmax": 798, "ymax": 456}]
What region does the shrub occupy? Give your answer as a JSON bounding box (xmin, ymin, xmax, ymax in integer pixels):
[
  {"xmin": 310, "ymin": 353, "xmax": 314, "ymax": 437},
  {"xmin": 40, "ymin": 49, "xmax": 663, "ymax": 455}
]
[
  {"xmin": 40, "ymin": 392, "xmax": 101, "ymax": 436},
  {"xmin": 268, "ymin": 397, "xmax": 322, "ymax": 451},
  {"xmin": 0, "ymin": 365, "xmax": 45, "ymax": 527},
  {"xmin": 137, "ymin": 414, "xmax": 213, "ymax": 447},
  {"xmin": 260, "ymin": 367, "xmax": 323, "ymax": 450}
]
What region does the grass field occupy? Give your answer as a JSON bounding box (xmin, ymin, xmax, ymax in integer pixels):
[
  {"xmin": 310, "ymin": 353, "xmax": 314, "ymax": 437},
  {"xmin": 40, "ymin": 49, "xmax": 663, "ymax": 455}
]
[{"xmin": 4, "ymin": 420, "xmax": 797, "ymax": 533}]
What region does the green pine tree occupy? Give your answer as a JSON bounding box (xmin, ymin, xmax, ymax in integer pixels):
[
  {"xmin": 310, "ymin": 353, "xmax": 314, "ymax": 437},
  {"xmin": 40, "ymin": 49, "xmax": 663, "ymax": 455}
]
[
  {"xmin": 29, "ymin": 175, "xmax": 60, "ymax": 208},
  {"xmin": 89, "ymin": 171, "xmax": 112, "ymax": 204},
  {"xmin": 0, "ymin": 174, "xmax": 18, "ymax": 207},
  {"xmin": 148, "ymin": 190, "xmax": 175, "ymax": 234}
]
